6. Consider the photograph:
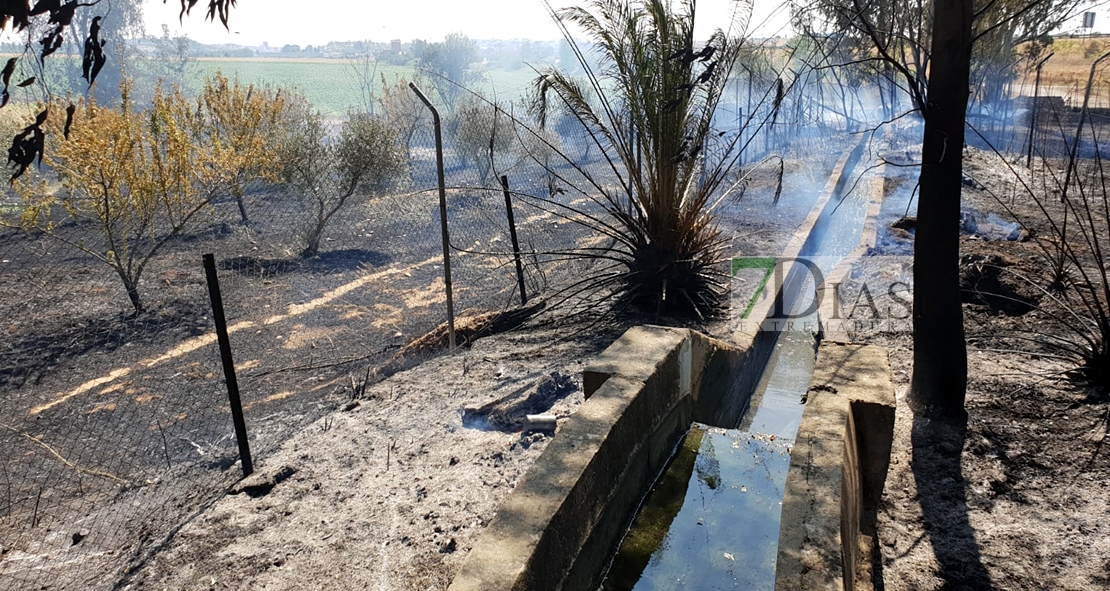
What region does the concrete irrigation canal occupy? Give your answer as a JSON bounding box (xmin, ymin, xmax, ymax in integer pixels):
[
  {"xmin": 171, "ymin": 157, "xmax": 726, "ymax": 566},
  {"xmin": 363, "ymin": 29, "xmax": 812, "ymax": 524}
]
[{"xmin": 448, "ymin": 143, "xmax": 898, "ymax": 591}]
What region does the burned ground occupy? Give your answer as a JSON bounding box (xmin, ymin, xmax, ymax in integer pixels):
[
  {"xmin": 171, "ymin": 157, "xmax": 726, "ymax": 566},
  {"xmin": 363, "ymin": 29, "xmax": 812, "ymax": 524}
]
[
  {"xmin": 859, "ymin": 143, "xmax": 1110, "ymax": 591},
  {"xmin": 0, "ymin": 136, "xmax": 834, "ymax": 590}
]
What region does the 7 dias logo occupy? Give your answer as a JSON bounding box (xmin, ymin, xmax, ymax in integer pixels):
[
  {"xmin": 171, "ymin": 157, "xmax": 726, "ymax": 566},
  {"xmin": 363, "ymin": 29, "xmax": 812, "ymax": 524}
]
[{"xmin": 731, "ymin": 256, "xmax": 913, "ymax": 334}]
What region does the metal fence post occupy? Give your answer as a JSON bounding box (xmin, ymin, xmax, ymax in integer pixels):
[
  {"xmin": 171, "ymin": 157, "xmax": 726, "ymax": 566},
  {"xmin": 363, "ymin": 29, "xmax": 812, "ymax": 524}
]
[
  {"xmin": 1026, "ymin": 52, "xmax": 1053, "ymax": 169},
  {"xmin": 1062, "ymin": 50, "xmax": 1110, "ymax": 203},
  {"xmin": 202, "ymin": 253, "xmax": 253, "ymax": 477},
  {"xmin": 500, "ymin": 175, "xmax": 528, "ymax": 306},
  {"xmin": 410, "ymin": 82, "xmax": 456, "ymax": 352}
]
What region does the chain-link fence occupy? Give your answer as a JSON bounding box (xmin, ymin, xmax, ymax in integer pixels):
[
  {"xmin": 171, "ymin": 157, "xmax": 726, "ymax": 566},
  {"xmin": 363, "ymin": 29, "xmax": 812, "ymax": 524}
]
[
  {"xmin": 0, "ymin": 73, "xmax": 848, "ymax": 589},
  {"xmin": 0, "ymin": 95, "xmax": 611, "ymax": 589}
]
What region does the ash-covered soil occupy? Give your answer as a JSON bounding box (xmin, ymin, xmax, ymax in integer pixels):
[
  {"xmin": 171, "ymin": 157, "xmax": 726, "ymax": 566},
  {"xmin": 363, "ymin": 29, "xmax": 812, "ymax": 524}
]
[
  {"xmin": 0, "ymin": 141, "xmax": 840, "ymax": 591},
  {"xmin": 858, "ymin": 144, "xmax": 1110, "ymax": 591},
  {"xmin": 100, "ymin": 156, "xmax": 836, "ymax": 590},
  {"xmin": 117, "ymin": 324, "xmax": 621, "ymax": 591}
]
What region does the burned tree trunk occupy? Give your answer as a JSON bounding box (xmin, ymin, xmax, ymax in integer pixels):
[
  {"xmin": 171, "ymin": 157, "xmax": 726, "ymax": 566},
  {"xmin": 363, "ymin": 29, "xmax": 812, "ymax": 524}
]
[{"xmin": 909, "ymin": 0, "xmax": 972, "ymax": 414}]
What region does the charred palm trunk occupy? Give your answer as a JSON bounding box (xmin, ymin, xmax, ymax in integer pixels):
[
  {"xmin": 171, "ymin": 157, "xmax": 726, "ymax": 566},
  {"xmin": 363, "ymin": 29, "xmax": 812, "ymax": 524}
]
[{"xmin": 910, "ymin": 0, "xmax": 971, "ymax": 414}]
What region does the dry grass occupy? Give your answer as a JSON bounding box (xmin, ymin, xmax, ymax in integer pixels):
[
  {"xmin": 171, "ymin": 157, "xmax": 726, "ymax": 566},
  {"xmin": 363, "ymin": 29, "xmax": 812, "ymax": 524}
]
[{"xmin": 1017, "ymin": 37, "xmax": 1110, "ymax": 105}]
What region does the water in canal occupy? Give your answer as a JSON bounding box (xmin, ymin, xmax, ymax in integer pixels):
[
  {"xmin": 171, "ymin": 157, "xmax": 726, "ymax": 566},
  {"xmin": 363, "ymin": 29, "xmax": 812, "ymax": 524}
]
[{"xmin": 597, "ymin": 152, "xmax": 872, "ymax": 590}]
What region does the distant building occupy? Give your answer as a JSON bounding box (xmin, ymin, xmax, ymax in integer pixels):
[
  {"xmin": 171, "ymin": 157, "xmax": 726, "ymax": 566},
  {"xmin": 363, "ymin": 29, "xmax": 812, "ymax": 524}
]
[{"xmin": 391, "ymin": 39, "xmax": 402, "ymax": 53}]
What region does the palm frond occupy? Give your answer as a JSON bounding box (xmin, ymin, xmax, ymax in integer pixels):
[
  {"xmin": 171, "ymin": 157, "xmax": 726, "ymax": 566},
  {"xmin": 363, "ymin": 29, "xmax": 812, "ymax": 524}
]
[{"xmin": 517, "ymin": 0, "xmax": 760, "ymax": 316}]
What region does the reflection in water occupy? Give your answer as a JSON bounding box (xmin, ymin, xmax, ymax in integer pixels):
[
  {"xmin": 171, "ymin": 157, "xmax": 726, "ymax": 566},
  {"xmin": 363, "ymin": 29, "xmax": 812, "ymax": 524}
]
[
  {"xmin": 737, "ymin": 329, "xmax": 816, "ymax": 437},
  {"xmin": 600, "ymin": 428, "xmax": 705, "ymax": 591},
  {"xmin": 600, "ymin": 427, "xmax": 792, "ymax": 591},
  {"xmin": 696, "ymin": 435, "xmax": 721, "ymax": 490}
]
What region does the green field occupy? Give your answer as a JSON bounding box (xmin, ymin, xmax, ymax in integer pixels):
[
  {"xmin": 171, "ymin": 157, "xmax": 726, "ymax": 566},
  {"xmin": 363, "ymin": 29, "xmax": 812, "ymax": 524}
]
[
  {"xmin": 184, "ymin": 58, "xmax": 539, "ymax": 117},
  {"xmin": 0, "ymin": 53, "xmax": 548, "ymax": 121}
]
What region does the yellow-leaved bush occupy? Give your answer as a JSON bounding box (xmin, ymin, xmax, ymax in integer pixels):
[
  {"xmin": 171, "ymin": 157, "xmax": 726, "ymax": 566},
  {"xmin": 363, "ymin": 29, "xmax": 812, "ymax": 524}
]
[{"xmin": 11, "ymin": 76, "xmax": 287, "ymax": 312}]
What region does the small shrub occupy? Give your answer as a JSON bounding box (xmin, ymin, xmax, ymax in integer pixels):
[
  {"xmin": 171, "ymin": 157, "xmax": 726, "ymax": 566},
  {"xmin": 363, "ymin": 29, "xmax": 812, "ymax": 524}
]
[
  {"xmin": 9, "ymin": 81, "xmax": 223, "ymax": 312},
  {"xmin": 451, "ymin": 93, "xmax": 518, "ymax": 185},
  {"xmin": 281, "ymin": 104, "xmax": 407, "ymax": 258}
]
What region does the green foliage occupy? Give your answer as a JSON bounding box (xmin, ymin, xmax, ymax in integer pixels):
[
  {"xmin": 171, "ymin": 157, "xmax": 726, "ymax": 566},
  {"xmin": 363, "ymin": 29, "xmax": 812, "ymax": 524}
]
[
  {"xmin": 281, "ymin": 103, "xmax": 406, "ymax": 257},
  {"xmin": 451, "ymin": 93, "xmax": 519, "ymax": 185},
  {"xmin": 531, "ymin": 0, "xmax": 754, "ymax": 317},
  {"xmin": 376, "ymin": 74, "xmax": 430, "ymax": 165}
]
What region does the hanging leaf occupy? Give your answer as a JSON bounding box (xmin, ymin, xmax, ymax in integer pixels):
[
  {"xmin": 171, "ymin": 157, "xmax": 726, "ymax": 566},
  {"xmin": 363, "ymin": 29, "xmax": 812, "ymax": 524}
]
[
  {"xmin": 46, "ymin": 0, "xmax": 84, "ymax": 26},
  {"xmin": 5, "ymin": 0, "xmax": 229, "ymax": 188},
  {"xmin": 0, "ymin": 1, "xmax": 33, "ymax": 31},
  {"xmin": 770, "ymin": 77, "xmax": 784, "ymax": 127},
  {"xmin": 29, "ymin": 0, "xmax": 61, "ymax": 17},
  {"xmin": 168, "ymin": 0, "xmax": 235, "ymax": 29},
  {"xmin": 39, "ymin": 28, "xmax": 64, "ymax": 61},
  {"xmin": 169, "ymin": 0, "xmax": 200, "ymax": 22},
  {"xmin": 63, "ymin": 102, "xmax": 76, "ymax": 140},
  {"xmin": 34, "ymin": 0, "xmax": 98, "ymax": 63},
  {"xmin": 0, "ymin": 56, "xmax": 15, "ymax": 108},
  {"xmin": 81, "ymin": 15, "xmax": 106, "ymax": 86},
  {"xmin": 205, "ymin": 0, "xmax": 236, "ymax": 29},
  {"xmin": 1, "ymin": 57, "xmax": 15, "ymax": 89},
  {"xmin": 8, "ymin": 108, "xmax": 48, "ymax": 183}
]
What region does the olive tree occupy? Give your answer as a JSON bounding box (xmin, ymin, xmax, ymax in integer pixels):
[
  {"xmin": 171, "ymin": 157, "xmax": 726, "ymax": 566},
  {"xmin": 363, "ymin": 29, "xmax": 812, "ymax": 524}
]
[
  {"xmin": 377, "ymin": 74, "xmax": 431, "ymax": 165},
  {"xmin": 451, "ymin": 93, "xmax": 518, "ymax": 185},
  {"xmin": 282, "ymin": 105, "xmax": 406, "ymax": 257}
]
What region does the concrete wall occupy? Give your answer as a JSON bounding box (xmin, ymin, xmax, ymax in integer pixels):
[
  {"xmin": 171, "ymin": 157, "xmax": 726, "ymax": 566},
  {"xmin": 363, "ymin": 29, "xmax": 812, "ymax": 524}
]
[
  {"xmin": 732, "ymin": 138, "xmax": 865, "ymax": 377},
  {"xmin": 448, "ymin": 139, "xmax": 881, "ymax": 591},
  {"xmin": 775, "ymin": 342, "xmax": 896, "ymax": 591},
  {"xmin": 447, "ymin": 326, "xmax": 750, "ymax": 591}
]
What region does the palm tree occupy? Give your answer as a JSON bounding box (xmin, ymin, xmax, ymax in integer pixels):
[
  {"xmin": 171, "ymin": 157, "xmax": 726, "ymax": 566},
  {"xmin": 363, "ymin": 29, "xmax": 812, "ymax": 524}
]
[{"xmin": 531, "ymin": 0, "xmax": 755, "ymax": 318}]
